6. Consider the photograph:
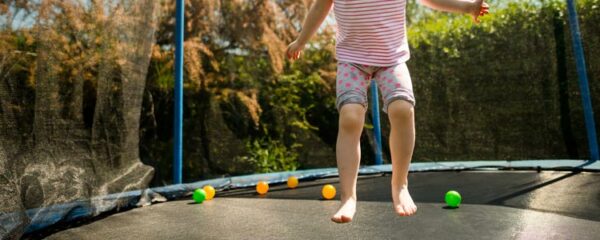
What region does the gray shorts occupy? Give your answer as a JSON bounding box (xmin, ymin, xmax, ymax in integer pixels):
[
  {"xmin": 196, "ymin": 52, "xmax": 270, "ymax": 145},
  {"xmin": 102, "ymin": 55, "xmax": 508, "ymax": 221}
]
[{"xmin": 336, "ymin": 61, "xmax": 415, "ymax": 113}]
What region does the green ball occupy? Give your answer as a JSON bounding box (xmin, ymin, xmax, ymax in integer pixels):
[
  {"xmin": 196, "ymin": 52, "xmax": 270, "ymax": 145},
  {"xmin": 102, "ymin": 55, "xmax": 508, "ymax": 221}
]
[
  {"xmin": 193, "ymin": 189, "xmax": 207, "ymax": 203},
  {"xmin": 445, "ymin": 190, "xmax": 462, "ymax": 207}
]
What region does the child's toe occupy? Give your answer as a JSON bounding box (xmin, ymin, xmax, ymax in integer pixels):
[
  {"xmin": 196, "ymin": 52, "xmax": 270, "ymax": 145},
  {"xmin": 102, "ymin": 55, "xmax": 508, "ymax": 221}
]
[{"xmin": 395, "ymin": 206, "xmax": 407, "ymax": 216}]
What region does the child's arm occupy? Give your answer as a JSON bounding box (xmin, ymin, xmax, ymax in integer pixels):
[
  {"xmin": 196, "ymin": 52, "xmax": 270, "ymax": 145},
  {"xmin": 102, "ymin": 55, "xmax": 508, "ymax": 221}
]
[
  {"xmin": 286, "ymin": 0, "xmax": 334, "ymax": 60},
  {"xmin": 419, "ymin": 0, "xmax": 489, "ymax": 23}
]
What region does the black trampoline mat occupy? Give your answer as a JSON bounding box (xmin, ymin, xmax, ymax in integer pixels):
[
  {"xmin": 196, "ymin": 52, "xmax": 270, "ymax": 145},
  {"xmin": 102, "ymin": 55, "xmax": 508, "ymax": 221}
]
[
  {"xmin": 47, "ymin": 171, "xmax": 600, "ymax": 239},
  {"xmin": 219, "ymin": 171, "xmax": 600, "ymax": 222}
]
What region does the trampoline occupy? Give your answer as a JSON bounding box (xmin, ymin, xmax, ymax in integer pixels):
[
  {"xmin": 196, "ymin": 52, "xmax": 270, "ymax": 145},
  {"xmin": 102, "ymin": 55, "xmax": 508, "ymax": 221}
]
[
  {"xmin": 25, "ymin": 161, "xmax": 600, "ymax": 239},
  {"xmin": 4, "ymin": 0, "xmax": 600, "ymax": 239}
]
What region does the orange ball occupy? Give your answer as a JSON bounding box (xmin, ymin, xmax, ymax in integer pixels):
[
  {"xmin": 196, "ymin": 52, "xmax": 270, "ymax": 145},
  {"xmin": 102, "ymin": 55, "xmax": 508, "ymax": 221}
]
[
  {"xmin": 203, "ymin": 185, "xmax": 216, "ymax": 200},
  {"xmin": 322, "ymin": 184, "xmax": 336, "ymax": 200},
  {"xmin": 256, "ymin": 181, "xmax": 269, "ymax": 195},
  {"xmin": 287, "ymin": 176, "xmax": 299, "ymax": 189}
]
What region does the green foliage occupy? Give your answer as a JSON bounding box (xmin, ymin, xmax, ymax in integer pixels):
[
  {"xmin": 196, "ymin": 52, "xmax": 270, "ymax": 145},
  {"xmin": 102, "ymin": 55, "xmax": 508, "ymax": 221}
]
[
  {"xmin": 238, "ymin": 137, "xmax": 300, "ymax": 173},
  {"xmin": 151, "ymin": 50, "xmax": 175, "ymax": 90},
  {"xmin": 402, "ymin": 0, "xmax": 600, "ymax": 160},
  {"xmin": 266, "ymin": 71, "xmax": 320, "ymax": 132},
  {"xmin": 211, "ymin": 32, "xmax": 337, "ymax": 173}
]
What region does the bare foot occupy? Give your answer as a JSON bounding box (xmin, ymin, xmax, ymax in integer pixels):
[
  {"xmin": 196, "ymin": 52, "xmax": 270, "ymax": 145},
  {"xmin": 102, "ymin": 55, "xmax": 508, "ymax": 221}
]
[
  {"xmin": 331, "ymin": 197, "xmax": 356, "ymax": 223},
  {"xmin": 392, "ymin": 184, "xmax": 417, "ymax": 216}
]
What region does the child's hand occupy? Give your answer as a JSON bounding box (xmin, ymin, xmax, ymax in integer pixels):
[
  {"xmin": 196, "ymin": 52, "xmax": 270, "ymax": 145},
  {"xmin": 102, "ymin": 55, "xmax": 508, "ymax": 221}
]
[
  {"xmin": 286, "ymin": 40, "xmax": 305, "ymax": 60},
  {"xmin": 470, "ymin": 0, "xmax": 489, "ymax": 23}
]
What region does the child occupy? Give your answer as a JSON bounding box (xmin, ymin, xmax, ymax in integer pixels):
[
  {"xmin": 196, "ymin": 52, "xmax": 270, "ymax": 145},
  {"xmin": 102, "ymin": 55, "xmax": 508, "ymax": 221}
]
[{"xmin": 286, "ymin": 0, "xmax": 489, "ymax": 223}]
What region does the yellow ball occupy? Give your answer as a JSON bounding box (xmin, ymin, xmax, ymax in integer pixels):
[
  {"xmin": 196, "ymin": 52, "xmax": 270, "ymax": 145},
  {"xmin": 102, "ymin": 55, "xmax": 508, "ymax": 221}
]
[
  {"xmin": 203, "ymin": 185, "xmax": 216, "ymax": 200},
  {"xmin": 256, "ymin": 181, "xmax": 269, "ymax": 195},
  {"xmin": 287, "ymin": 176, "xmax": 299, "ymax": 189},
  {"xmin": 322, "ymin": 184, "xmax": 336, "ymax": 200}
]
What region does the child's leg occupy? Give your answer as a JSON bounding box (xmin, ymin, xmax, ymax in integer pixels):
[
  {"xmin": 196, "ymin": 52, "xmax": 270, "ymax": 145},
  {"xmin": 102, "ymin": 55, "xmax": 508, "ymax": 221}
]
[
  {"xmin": 388, "ymin": 100, "xmax": 417, "ymax": 216},
  {"xmin": 373, "ymin": 62, "xmax": 417, "ymax": 216},
  {"xmin": 332, "ymin": 103, "xmax": 365, "ymax": 223},
  {"xmin": 332, "ymin": 62, "xmax": 372, "ymax": 223}
]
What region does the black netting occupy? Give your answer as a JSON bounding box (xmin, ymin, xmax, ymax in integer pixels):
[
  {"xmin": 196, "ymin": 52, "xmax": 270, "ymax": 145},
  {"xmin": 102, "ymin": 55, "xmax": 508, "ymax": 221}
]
[{"xmin": 1, "ymin": 1, "xmax": 157, "ymax": 238}]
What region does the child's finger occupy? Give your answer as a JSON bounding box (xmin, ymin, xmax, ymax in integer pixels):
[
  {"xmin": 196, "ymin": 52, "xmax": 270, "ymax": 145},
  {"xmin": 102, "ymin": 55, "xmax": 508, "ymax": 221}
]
[
  {"xmin": 481, "ymin": 2, "xmax": 489, "ymax": 12},
  {"xmin": 475, "ymin": 2, "xmax": 488, "ymax": 21},
  {"xmin": 287, "ymin": 48, "xmax": 294, "ymax": 59}
]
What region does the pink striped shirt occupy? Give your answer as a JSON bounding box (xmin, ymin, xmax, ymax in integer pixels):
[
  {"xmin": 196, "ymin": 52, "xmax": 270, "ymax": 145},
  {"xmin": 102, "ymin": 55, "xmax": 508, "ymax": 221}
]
[{"xmin": 333, "ymin": 0, "xmax": 409, "ymax": 66}]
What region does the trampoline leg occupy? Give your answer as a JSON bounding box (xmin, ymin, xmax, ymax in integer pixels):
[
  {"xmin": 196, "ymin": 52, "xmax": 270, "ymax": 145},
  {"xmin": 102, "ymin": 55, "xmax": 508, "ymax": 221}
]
[
  {"xmin": 371, "ymin": 81, "xmax": 384, "ymax": 165},
  {"xmin": 173, "ymin": 0, "xmax": 185, "ymax": 184},
  {"xmin": 566, "ymin": 0, "xmax": 599, "ymax": 162}
]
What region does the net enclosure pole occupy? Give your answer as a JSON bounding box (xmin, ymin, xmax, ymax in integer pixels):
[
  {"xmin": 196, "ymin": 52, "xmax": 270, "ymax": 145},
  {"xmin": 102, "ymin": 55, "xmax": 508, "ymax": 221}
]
[
  {"xmin": 566, "ymin": 0, "xmax": 599, "ymax": 162},
  {"xmin": 370, "ymin": 81, "xmax": 384, "ymax": 165},
  {"xmin": 173, "ymin": 0, "xmax": 184, "ymax": 184}
]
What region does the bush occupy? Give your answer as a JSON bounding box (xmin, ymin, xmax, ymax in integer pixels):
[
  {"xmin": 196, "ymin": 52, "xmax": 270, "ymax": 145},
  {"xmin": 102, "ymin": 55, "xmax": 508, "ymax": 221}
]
[{"xmin": 404, "ymin": 0, "xmax": 600, "ymax": 160}]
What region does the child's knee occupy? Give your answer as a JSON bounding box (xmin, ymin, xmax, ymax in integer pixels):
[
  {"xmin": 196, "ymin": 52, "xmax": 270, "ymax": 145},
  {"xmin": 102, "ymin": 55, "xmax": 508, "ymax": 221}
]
[
  {"xmin": 387, "ymin": 100, "xmax": 414, "ymax": 120},
  {"xmin": 339, "ymin": 104, "xmax": 366, "ymax": 131}
]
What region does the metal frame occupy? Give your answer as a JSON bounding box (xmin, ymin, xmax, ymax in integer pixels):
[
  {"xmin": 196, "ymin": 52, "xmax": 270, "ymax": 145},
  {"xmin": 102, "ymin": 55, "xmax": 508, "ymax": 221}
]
[
  {"xmin": 566, "ymin": 0, "xmax": 598, "ymax": 163},
  {"xmin": 370, "ymin": 81, "xmax": 384, "ymax": 165},
  {"xmin": 173, "ymin": 0, "xmax": 184, "ymax": 184}
]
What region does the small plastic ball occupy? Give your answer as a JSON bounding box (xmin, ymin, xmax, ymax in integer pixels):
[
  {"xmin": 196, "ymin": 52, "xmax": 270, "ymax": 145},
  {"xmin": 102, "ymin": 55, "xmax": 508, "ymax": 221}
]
[
  {"xmin": 322, "ymin": 184, "xmax": 336, "ymax": 200},
  {"xmin": 445, "ymin": 190, "xmax": 462, "ymax": 208},
  {"xmin": 256, "ymin": 181, "xmax": 269, "ymax": 195},
  {"xmin": 193, "ymin": 189, "xmax": 207, "ymax": 203},
  {"xmin": 203, "ymin": 185, "xmax": 216, "ymax": 200},
  {"xmin": 287, "ymin": 176, "xmax": 299, "ymax": 189}
]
